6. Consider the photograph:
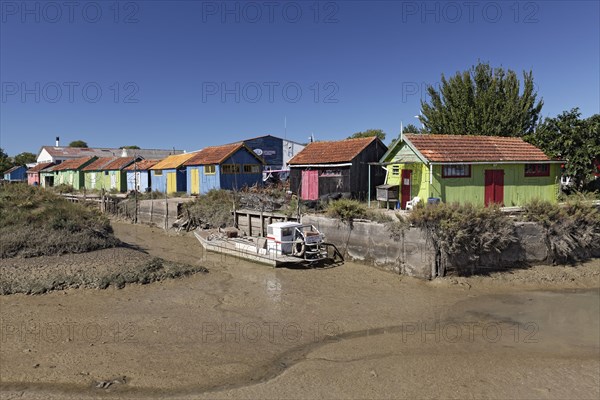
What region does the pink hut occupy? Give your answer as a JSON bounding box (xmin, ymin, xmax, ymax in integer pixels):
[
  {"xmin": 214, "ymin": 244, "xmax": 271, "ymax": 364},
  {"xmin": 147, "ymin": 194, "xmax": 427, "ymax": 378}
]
[{"xmin": 26, "ymin": 162, "xmax": 54, "ymax": 186}]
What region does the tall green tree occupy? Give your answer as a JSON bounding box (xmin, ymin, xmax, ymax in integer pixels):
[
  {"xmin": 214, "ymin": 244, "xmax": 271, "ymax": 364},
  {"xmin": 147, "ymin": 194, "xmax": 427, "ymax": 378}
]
[
  {"xmin": 526, "ymin": 108, "xmax": 600, "ymax": 189},
  {"xmin": 13, "ymin": 152, "xmax": 37, "ymax": 166},
  {"xmin": 0, "ymin": 148, "xmax": 14, "ymax": 173},
  {"xmin": 420, "ymin": 62, "xmax": 543, "ymax": 136},
  {"xmin": 402, "ymin": 124, "xmax": 422, "ymax": 134},
  {"xmin": 348, "ymin": 129, "xmax": 386, "ymax": 141},
  {"xmin": 120, "ymin": 145, "xmax": 140, "ymax": 149},
  {"xmin": 69, "ymin": 140, "xmax": 88, "ymax": 148}
]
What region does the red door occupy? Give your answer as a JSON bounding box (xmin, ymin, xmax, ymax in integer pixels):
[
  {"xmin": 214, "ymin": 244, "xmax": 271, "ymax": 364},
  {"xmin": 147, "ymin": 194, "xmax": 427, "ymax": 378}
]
[
  {"xmin": 484, "ymin": 170, "xmax": 504, "ymax": 206},
  {"xmin": 400, "ymin": 170, "xmax": 412, "ymax": 209},
  {"xmin": 301, "ymin": 170, "xmax": 319, "ymax": 200}
]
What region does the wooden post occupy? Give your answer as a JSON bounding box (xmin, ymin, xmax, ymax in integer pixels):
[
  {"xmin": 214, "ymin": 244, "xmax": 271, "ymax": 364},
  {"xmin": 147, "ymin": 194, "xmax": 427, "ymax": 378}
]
[
  {"xmin": 260, "ymin": 211, "xmax": 264, "ymax": 237},
  {"xmin": 150, "ymin": 194, "xmax": 154, "ymax": 223},
  {"xmin": 164, "ymin": 190, "xmax": 168, "ymax": 230},
  {"xmin": 231, "ymin": 191, "xmax": 238, "ymax": 228},
  {"xmin": 247, "ymin": 213, "xmax": 252, "ymax": 237}
]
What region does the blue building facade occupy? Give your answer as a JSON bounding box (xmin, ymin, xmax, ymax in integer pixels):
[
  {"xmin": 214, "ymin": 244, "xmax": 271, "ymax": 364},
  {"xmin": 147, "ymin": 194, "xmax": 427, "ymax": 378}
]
[
  {"xmin": 124, "ymin": 159, "xmax": 161, "ymax": 192},
  {"xmin": 239, "ymin": 135, "xmax": 305, "ymax": 181},
  {"xmin": 126, "ymin": 170, "xmax": 151, "ymax": 192},
  {"xmin": 242, "ymin": 135, "xmax": 284, "ymax": 168},
  {"xmin": 3, "ymin": 165, "xmax": 27, "ymax": 181},
  {"xmin": 151, "ymin": 168, "xmax": 187, "ymax": 193},
  {"xmin": 185, "ymin": 143, "xmax": 264, "ymax": 195},
  {"xmin": 149, "ymin": 153, "xmax": 196, "ymax": 194}
]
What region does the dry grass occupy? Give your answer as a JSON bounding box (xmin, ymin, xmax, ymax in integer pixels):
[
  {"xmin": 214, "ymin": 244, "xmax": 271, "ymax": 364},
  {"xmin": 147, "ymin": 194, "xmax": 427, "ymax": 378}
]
[
  {"xmin": 182, "ymin": 189, "xmax": 238, "ymax": 229},
  {"xmin": 521, "ymin": 199, "xmax": 600, "ymax": 263},
  {"xmin": 407, "ymin": 203, "xmax": 516, "ymax": 275},
  {"xmin": 0, "ymin": 184, "xmax": 119, "ymax": 258}
]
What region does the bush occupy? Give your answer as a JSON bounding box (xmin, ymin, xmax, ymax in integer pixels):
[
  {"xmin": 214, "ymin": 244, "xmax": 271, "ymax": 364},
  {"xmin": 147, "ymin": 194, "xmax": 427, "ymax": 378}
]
[
  {"xmin": 558, "ymin": 190, "xmax": 600, "ymax": 202},
  {"xmin": 50, "ymin": 183, "xmax": 75, "ymax": 193},
  {"xmin": 521, "ymin": 199, "xmax": 600, "ymax": 263},
  {"xmin": 326, "ymin": 199, "xmax": 368, "ymax": 221},
  {"xmin": 407, "ymin": 203, "xmax": 516, "ymax": 275},
  {"xmin": 0, "ymin": 184, "xmax": 119, "ymax": 258},
  {"xmin": 183, "ymin": 189, "xmax": 238, "ymax": 229},
  {"xmin": 283, "ymin": 195, "xmax": 304, "ymax": 218},
  {"xmin": 387, "ymin": 213, "xmax": 410, "ymax": 240}
]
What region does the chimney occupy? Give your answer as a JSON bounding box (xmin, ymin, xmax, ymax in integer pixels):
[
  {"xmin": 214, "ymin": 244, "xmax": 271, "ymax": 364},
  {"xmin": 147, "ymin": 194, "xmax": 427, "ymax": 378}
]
[{"xmin": 55, "ymin": 136, "xmax": 60, "ymax": 147}]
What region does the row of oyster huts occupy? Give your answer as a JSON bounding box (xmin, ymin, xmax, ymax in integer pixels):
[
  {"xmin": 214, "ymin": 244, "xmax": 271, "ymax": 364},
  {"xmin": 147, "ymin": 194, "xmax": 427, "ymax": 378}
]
[{"xmin": 9, "ymin": 133, "xmax": 563, "ymax": 208}]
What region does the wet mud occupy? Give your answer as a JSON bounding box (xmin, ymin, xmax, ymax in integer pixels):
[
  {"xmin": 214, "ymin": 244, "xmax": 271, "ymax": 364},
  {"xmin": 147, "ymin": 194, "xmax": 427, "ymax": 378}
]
[{"xmin": 1, "ymin": 222, "xmax": 598, "ymax": 399}]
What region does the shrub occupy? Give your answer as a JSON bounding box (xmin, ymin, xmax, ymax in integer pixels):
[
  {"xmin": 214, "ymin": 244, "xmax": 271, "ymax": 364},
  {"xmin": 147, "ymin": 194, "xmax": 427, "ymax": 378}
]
[
  {"xmin": 558, "ymin": 190, "xmax": 600, "ymax": 202},
  {"xmin": 366, "ymin": 210, "xmax": 394, "ymax": 223},
  {"xmin": 183, "ymin": 189, "xmax": 238, "ymax": 229},
  {"xmin": 521, "ymin": 199, "xmax": 600, "ymax": 263},
  {"xmin": 50, "ymin": 183, "xmax": 75, "ymax": 193},
  {"xmin": 387, "ymin": 213, "xmax": 410, "ymax": 240},
  {"xmin": 283, "ymin": 195, "xmax": 304, "ymax": 218},
  {"xmin": 0, "ymin": 184, "xmax": 119, "ymax": 258},
  {"xmin": 407, "ymin": 203, "xmax": 516, "ymax": 276},
  {"xmin": 326, "ymin": 199, "xmax": 368, "ymax": 221}
]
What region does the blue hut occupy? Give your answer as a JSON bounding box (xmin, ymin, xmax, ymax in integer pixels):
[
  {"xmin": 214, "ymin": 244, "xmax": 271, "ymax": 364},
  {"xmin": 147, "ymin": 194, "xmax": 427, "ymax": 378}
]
[
  {"xmin": 3, "ymin": 165, "xmax": 27, "ymax": 182},
  {"xmin": 183, "ymin": 143, "xmax": 265, "ymax": 195},
  {"xmin": 149, "ymin": 153, "xmax": 196, "ymax": 194},
  {"xmin": 124, "ymin": 159, "xmax": 160, "ymax": 192}
]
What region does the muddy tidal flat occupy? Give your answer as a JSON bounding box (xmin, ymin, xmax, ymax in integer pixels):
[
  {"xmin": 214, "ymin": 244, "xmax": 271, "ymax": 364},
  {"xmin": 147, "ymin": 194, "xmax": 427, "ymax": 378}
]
[{"xmin": 1, "ymin": 222, "xmax": 599, "ymax": 399}]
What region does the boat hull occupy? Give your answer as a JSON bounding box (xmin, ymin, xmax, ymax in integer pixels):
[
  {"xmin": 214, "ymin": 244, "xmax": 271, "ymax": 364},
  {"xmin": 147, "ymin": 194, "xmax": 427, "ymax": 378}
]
[{"xmin": 194, "ymin": 231, "xmax": 308, "ymax": 267}]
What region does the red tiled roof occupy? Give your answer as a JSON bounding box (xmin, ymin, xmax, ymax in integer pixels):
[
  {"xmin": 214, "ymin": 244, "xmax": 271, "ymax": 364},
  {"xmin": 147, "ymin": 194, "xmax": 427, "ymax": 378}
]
[
  {"xmin": 288, "ymin": 137, "xmax": 381, "ymax": 165},
  {"xmin": 124, "ymin": 159, "xmax": 160, "ymax": 171},
  {"xmin": 184, "ymin": 143, "xmax": 262, "ymax": 166},
  {"xmin": 82, "ymin": 157, "xmax": 136, "ymax": 171},
  {"xmin": 102, "ymin": 157, "xmax": 136, "ymax": 170},
  {"xmin": 27, "ymin": 162, "xmax": 54, "ymax": 173},
  {"xmin": 82, "ymin": 157, "xmax": 116, "ymax": 171},
  {"xmin": 404, "ymin": 134, "xmax": 553, "ymax": 163},
  {"xmin": 52, "ymin": 157, "xmax": 96, "ymax": 171}
]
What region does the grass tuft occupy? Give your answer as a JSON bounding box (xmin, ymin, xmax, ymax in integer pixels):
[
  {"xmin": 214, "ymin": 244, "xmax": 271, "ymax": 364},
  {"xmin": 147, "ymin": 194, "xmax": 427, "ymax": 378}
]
[{"xmin": 0, "ymin": 184, "xmax": 119, "ymax": 258}]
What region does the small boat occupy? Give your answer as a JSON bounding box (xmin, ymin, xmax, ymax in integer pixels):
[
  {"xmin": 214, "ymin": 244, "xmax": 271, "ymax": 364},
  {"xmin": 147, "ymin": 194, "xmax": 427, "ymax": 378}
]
[{"xmin": 194, "ymin": 221, "xmax": 344, "ymax": 267}]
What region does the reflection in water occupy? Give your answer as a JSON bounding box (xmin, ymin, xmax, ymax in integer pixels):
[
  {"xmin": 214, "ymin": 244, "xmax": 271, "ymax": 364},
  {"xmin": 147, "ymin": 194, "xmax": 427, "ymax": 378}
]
[{"xmin": 265, "ymin": 275, "xmax": 282, "ymax": 303}]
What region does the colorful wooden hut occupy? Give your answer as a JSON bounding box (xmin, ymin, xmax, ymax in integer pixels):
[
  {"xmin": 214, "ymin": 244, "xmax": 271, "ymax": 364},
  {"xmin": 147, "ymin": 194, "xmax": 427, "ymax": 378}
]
[
  {"xmin": 124, "ymin": 159, "xmax": 160, "ymax": 192},
  {"xmin": 150, "ymin": 153, "xmax": 196, "ymax": 194},
  {"xmin": 26, "ymin": 162, "xmax": 54, "ymax": 186},
  {"xmin": 51, "ymin": 156, "xmax": 97, "ymax": 190},
  {"xmin": 183, "ymin": 143, "xmax": 265, "ymax": 195},
  {"xmin": 379, "ymin": 134, "xmax": 562, "ymax": 208},
  {"xmin": 288, "ymin": 137, "xmax": 387, "ymax": 201}
]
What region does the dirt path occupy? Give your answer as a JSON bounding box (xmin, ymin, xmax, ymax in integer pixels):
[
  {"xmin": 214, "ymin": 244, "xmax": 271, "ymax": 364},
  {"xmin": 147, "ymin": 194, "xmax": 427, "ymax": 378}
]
[{"xmin": 1, "ymin": 222, "xmax": 598, "ymax": 399}]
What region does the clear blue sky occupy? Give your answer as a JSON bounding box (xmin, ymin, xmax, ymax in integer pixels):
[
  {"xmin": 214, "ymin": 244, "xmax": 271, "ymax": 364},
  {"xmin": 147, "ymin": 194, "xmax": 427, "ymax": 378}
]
[{"xmin": 1, "ymin": 0, "xmax": 599, "ymax": 156}]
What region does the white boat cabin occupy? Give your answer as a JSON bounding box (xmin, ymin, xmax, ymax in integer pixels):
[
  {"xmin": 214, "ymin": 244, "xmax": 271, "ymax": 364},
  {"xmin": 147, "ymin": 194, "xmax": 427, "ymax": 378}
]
[{"xmin": 266, "ymin": 222, "xmax": 323, "ymax": 256}]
